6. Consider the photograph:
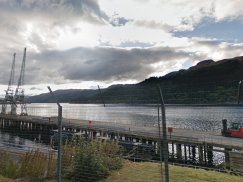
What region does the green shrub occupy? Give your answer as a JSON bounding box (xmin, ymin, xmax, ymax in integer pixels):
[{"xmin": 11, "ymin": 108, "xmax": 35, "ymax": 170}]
[
  {"xmin": 68, "ymin": 136, "xmax": 123, "ymax": 182},
  {"xmin": 0, "ymin": 150, "xmax": 19, "ymax": 179},
  {"xmin": 72, "ymin": 147, "xmax": 109, "ymax": 181}
]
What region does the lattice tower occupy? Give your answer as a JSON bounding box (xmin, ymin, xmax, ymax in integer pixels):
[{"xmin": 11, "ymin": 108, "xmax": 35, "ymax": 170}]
[
  {"xmin": 1, "ymin": 53, "xmax": 16, "ymax": 114},
  {"xmin": 12, "ymin": 48, "xmax": 27, "ymax": 115}
]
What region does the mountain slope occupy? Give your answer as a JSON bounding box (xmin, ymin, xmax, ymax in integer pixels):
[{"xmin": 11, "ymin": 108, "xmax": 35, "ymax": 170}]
[
  {"xmin": 26, "ymin": 89, "xmax": 100, "ymax": 103},
  {"xmin": 71, "ymin": 56, "xmax": 243, "ymax": 104},
  {"xmin": 26, "ymin": 85, "xmax": 124, "ymax": 103}
]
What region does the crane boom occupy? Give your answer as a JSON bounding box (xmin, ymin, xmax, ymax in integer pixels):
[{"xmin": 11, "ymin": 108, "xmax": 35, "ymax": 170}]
[
  {"xmin": 17, "ymin": 47, "xmax": 26, "ymax": 88},
  {"xmin": 8, "ymin": 53, "xmax": 15, "ymax": 92},
  {"xmin": 11, "ymin": 48, "xmax": 27, "ymax": 115},
  {"xmin": 1, "ymin": 53, "xmax": 16, "ymax": 114}
]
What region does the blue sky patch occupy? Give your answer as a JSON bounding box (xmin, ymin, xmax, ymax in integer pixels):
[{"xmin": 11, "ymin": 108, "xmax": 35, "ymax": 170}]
[{"xmin": 173, "ymin": 19, "xmax": 243, "ymax": 43}]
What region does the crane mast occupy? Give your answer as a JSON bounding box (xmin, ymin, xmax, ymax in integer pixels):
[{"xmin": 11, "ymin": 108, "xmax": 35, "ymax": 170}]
[
  {"xmin": 1, "ymin": 53, "xmax": 16, "ymax": 114},
  {"xmin": 11, "ymin": 48, "xmax": 27, "ymax": 115}
]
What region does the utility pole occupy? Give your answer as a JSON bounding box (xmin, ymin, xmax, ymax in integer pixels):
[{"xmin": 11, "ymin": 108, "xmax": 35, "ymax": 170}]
[
  {"xmin": 238, "ymin": 80, "xmax": 242, "ymax": 104},
  {"xmin": 157, "ymin": 84, "xmax": 169, "ymax": 182},
  {"xmin": 98, "ymin": 85, "xmax": 105, "ymax": 107},
  {"xmin": 47, "ymin": 86, "xmax": 62, "ymax": 182},
  {"xmin": 158, "ymin": 103, "xmax": 163, "ymax": 182}
]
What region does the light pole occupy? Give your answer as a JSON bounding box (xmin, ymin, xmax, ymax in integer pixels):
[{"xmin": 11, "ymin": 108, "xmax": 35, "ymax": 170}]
[
  {"xmin": 157, "ymin": 84, "xmax": 169, "ymax": 182},
  {"xmin": 47, "ymin": 86, "xmax": 62, "ymax": 182}
]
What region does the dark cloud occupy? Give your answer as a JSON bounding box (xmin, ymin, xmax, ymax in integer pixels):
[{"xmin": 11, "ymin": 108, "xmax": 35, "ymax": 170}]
[
  {"xmin": 0, "ymin": 0, "xmax": 110, "ymax": 86},
  {"xmin": 30, "ymin": 87, "xmax": 43, "ymax": 90},
  {"xmin": 84, "ymin": 59, "xmax": 97, "ymax": 65},
  {"xmin": 16, "ymin": 46, "xmax": 190, "ymax": 85},
  {"xmin": 195, "ymin": 40, "xmax": 220, "ymax": 47},
  {"xmin": 0, "ymin": 0, "xmax": 105, "ymax": 26},
  {"xmin": 2, "ymin": 43, "xmax": 243, "ymax": 87}
]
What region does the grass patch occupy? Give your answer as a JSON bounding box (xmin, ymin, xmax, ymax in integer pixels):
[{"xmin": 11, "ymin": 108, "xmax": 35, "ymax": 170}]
[
  {"xmin": 1, "ymin": 156, "xmax": 243, "ymax": 182},
  {"xmin": 100, "ymin": 161, "xmax": 243, "ymax": 182},
  {"xmin": 0, "ymin": 174, "xmax": 14, "ymax": 182}
]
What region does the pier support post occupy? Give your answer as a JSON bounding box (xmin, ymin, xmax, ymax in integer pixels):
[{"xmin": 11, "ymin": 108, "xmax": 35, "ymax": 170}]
[
  {"xmin": 128, "ymin": 137, "xmax": 132, "ymax": 142},
  {"xmin": 111, "ymin": 133, "xmax": 115, "ymax": 140},
  {"xmin": 21, "ymin": 122, "xmax": 23, "ymax": 130},
  {"xmin": 93, "ymin": 131, "xmax": 97, "ymax": 139},
  {"xmin": 188, "ymin": 145, "xmax": 191, "ymax": 159},
  {"xmin": 142, "ymin": 138, "xmax": 147, "ymax": 144},
  {"xmin": 171, "ymin": 142, "xmax": 175, "ymax": 159},
  {"xmin": 192, "ymin": 146, "xmax": 196, "ymax": 162},
  {"xmin": 0, "ymin": 119, "xmax": 2, "ymax": 128},
  {"xmin": 207, "ymin": 146, "xmax": 213, "ymax": 165},
  {"xmin": 198, "ymin": 145, "xmax": 204, "ymax": 164},
  {"xmin": 225, "ymin": 148, "xmax": 232, "ymax": 168},
  {"xmin": 176, "ymin": 143, "xmax": 182, "ymax": 160},
  {"xmin": 204, "ymin": 144, "xmax": 207, "ymax": 165},
  {"xmin": 124, "ymin": 135, "xmax": 127, "ymax": 141},
  {"xmin": 184, "ymin": 144, "xmax": 187, "ymax": 161}
]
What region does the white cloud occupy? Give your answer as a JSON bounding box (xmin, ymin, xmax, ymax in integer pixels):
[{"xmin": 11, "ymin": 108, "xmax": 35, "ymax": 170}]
[{"xmin": 1, "ymin": 0, "xmax": 243, "ymax": 96}]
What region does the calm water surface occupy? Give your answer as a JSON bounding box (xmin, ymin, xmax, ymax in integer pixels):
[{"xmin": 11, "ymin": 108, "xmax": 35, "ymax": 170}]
[
  {"xmin": 26, "ymin": 103, "xmax": 243, "ymax": 131},
  {"xmin": 1, "ymin": 104, "xmax": 243, "ymax": 157}
]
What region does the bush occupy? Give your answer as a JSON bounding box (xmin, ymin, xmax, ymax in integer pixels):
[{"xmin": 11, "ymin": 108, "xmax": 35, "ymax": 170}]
[
  {"xmin": 0, "ymin": 134, "xmax": 123, "ymax": 182},
  {"xmin": 17, "ymin": 149, "xmax": 57, "ymax": 181},
  {"xmin": 0, "ymin": 150, "xmax": 19, "ymax": 179},
  {"xmin": 68, "ymin": 137, "xmax": 123, "ymax": 182},
  {"xmin": 72, "ymin": 147, "xmax": 109, "ymax": 181}
]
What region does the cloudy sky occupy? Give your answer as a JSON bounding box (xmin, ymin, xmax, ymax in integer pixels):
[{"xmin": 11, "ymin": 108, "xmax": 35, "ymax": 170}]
[{"xmin": 1, "ymin": 0, "xmax": 243, "ymax": 97}]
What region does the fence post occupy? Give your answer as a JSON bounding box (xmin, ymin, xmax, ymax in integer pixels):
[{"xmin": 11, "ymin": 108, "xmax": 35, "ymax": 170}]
[
  {"xmin": 157, "ymin": 84, "xmax": 169, "ymax": 182},
  {"xmin": 98, "ymin": 85, "xmax": 105, "ymax": 107},
  {"xmin": 158, "ymin": 103, "xmax": 163, "ymax": 182},
  {"xmin": 48, "ymin": 86, "xmax": 62, "ymax": 182}
]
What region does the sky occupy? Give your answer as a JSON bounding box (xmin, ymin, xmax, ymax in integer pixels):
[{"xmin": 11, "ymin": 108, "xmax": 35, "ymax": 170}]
[{"xmin": 1, "ymin": 0, "xmax": 243, "ymax": 97}]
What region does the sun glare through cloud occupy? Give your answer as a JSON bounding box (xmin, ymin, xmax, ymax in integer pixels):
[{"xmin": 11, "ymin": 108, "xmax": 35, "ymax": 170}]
[{"xmin": 0, "ymin": 0, "xmax": 243, "ymax": 96}]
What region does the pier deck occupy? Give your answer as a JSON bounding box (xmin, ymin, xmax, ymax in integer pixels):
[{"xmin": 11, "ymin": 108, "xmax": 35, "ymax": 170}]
[
  {"xmin": 1, "ymin": 115, "xmax": 242, "ymax": 150},
  {"xmin": 2, "ymin": 114, "xmax": 243, "ymax": 169}
]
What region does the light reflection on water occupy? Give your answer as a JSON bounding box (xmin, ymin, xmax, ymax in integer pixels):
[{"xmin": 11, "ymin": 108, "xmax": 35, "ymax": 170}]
[
  {"xmin": 0, "ymin": 130, "xmax": 52, "ymax": 153},
  {"xmin": 1, "ymin": 104, "xmax": 243, "ymax": 164},
  {"xmin": 26, "ymin": 104, "xmax": 243, "ymax": 131}
]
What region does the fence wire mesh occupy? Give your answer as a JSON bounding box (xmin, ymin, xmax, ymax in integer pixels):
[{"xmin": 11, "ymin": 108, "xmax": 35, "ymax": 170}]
[{"xmin": 0, "ymin": 84, "xmax": 243, "ymax": 181}]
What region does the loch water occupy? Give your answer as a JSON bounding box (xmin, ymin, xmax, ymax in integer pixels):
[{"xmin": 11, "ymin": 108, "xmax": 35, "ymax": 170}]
[{"xmin": 1, "ymin": 103, "xmax": 243, "ymax": 166}]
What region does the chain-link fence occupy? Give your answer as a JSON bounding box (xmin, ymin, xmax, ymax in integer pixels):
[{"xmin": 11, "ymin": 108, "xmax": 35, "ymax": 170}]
[{"xmin": 0, "ymin": 84, "xmax": 243, "ymax": 181}]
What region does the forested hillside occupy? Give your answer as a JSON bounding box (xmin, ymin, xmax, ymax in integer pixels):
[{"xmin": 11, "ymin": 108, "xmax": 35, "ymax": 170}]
[
  {"xmin": 27, "ymin": 56, "xmax": 243, "ymax": 104},
  {"xmin": 71, "ymin": 56, "xmax": 243, "ymax": 104}
]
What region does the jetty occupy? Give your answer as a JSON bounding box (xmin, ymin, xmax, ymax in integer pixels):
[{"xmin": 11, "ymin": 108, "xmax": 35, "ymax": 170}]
[{"xmin": 1, "ymin": 114, "xmax": 243, "ymax": 170}]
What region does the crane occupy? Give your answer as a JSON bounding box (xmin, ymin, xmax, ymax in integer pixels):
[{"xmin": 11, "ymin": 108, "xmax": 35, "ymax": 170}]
[
  {"xmin": 11, "ymin": 48, "xmax": 27, "ymax": 115},
  {"xmin": 1, "ymin": 53, "xmax": 16, "ymax": 114}
]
